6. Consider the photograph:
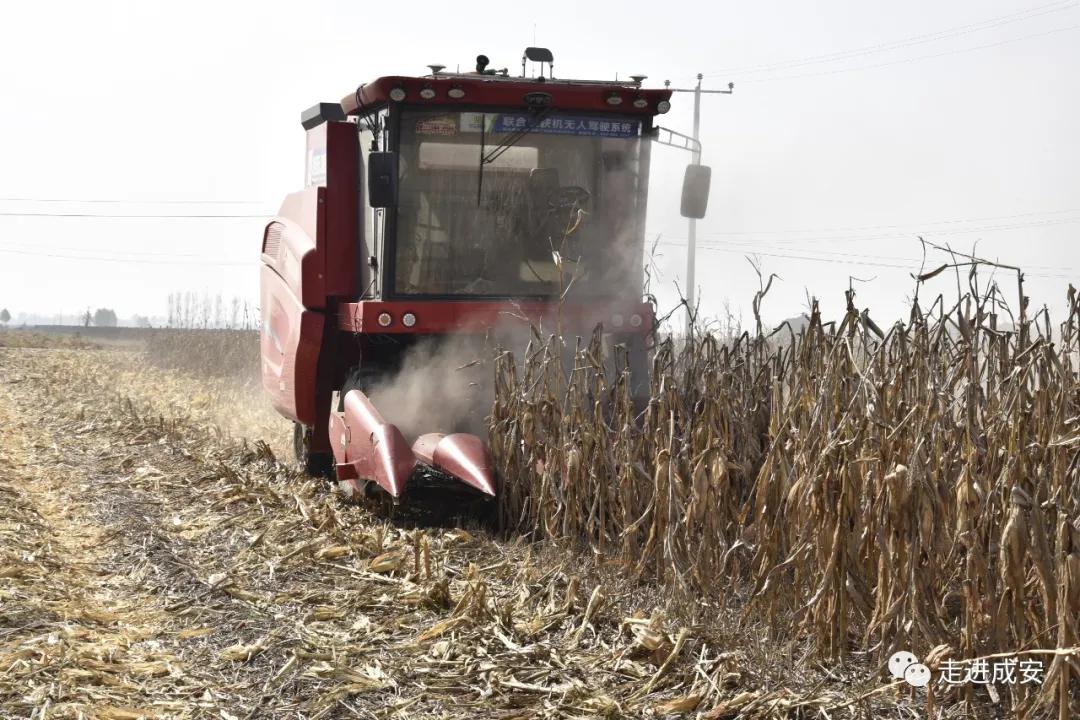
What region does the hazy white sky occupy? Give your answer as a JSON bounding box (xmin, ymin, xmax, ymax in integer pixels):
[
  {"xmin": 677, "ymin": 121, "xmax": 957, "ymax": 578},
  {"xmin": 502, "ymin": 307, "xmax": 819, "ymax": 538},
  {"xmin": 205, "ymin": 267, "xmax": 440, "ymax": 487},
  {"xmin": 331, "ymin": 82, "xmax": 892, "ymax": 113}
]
[{"xmin": 1, "ymin": 0, "xmax": 1077, "ymax": 327}]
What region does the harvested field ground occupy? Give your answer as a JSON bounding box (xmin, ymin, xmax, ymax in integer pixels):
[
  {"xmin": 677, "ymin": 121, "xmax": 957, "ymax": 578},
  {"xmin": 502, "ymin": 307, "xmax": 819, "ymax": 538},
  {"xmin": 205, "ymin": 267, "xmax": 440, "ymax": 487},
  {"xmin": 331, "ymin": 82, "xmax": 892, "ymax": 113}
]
[
  {"xmin": 4, "ymin": 284, "xmax": 1079, "ymax": 720},
  {"xmin": 1, "ymin": 340, "xmax": 925, "ymax": 719}
]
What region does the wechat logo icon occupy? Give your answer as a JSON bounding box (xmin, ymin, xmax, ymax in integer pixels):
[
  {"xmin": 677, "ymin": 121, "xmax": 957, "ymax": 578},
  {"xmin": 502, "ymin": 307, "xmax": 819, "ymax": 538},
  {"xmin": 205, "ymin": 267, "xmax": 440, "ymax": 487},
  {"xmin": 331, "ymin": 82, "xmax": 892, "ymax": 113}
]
[{"xmin": 889, "ymin": 650, "xmax": 932, "ymax": 688}]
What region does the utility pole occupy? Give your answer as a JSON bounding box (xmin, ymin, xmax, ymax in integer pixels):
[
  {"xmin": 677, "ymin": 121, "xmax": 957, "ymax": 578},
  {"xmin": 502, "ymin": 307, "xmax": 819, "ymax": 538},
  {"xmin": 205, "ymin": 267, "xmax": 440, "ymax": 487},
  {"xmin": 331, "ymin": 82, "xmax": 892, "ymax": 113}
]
[
  {"xmin": 688, "ymin": 74, "xmax": 703, "ymax": 333},
  {"xmin": 665, "ymin": 74, "xmax": 733, "ymax": 335}
]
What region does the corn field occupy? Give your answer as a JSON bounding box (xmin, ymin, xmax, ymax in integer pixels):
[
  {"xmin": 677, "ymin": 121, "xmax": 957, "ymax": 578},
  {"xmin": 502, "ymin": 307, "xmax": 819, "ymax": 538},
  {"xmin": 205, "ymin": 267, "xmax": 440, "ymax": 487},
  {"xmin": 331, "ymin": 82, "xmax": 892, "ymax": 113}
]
[
  {"xmin": 143, "ymin": 328, "xmax": 260, "ymax": 379},
  {"xmin": 491, "ymin": 277, "xmax": 1080, "ymax": 716}
]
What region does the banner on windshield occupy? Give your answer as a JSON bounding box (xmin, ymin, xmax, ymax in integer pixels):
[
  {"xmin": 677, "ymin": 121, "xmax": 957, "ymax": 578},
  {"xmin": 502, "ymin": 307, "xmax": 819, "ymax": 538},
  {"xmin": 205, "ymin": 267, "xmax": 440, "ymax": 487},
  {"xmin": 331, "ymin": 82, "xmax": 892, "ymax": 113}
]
[
  {"xmin": 489, "ymin": 113, "xmax": 640, "ymax": 138},
  {"xmin": 416, "ymin": 113, "xmax": 641, "ymax": 139}
]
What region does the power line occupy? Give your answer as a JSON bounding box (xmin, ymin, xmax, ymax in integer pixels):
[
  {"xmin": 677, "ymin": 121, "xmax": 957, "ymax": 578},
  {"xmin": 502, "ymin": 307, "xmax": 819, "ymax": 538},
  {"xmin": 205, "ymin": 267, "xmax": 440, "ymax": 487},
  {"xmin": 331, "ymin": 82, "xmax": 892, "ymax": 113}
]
[
  {"xmin": 2, "ymin": 238, "xmax": 235, "ymax": 260},
  {"xmin": 652, "ymin": 238, "xmax": 1075, "ymax": 279},
  {"xmin": 695, "ymin": 215, "xmax": 1080, "ymax": 246},
  {"xmin": 738, "ymin": 22, "xmax": 1080, "ymax": 84},
  {"xmin": 660, "ymin": 239, "xmax": 918, "ymax": 266},
  {"xmin": 0, "ymin": 211, "xmax": 268, "ymax": 219},
  {"xmin": 0, "ymin": 197, "xmax": 267, "ymax": 205},
  {"xmin": 0, "ymin": 247, "xmax": 250, "ymax": 266},
  {"xmin": 690, "ymin": 207, "xmax": 1080, "ymax": 239},
  {"xmin": 655, "ymin": 240, "xmax": 916, "ymax": 269},
  {"xmin": 701, "ymin": 0, "xmax": 1076, "ymax": 78},
  {"xmin": 655, "ymin": 235, "xmax": 1074, "ymax": 272}
]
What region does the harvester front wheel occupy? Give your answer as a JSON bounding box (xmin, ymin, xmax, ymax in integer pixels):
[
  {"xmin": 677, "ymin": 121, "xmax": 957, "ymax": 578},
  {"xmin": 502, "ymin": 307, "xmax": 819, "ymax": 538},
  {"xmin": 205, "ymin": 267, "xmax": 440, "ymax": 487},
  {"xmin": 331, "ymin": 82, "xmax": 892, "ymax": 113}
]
[{"xmin": 293, "ymin": 422, "xmax": 332, "ymax": 477}]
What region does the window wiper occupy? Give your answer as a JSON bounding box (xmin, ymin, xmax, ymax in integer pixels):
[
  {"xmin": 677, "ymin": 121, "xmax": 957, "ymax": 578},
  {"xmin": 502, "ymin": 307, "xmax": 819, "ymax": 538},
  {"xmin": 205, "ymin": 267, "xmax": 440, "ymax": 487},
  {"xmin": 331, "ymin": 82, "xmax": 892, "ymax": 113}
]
[
  {"xmin": 477, "ymin": 108, "xmax": 553, "ymax": 206},
  {"xmin": 483, "ymin": 107, "xmax": 552, "ymax": 164}
]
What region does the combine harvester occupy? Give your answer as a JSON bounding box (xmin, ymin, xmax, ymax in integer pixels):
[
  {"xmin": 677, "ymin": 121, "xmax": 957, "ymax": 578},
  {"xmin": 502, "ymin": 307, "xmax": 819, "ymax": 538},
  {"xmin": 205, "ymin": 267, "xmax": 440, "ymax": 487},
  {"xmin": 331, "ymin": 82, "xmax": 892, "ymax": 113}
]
[{"xmin": 259, "ymin": 49, "xmax": 712, "ymax": 511}]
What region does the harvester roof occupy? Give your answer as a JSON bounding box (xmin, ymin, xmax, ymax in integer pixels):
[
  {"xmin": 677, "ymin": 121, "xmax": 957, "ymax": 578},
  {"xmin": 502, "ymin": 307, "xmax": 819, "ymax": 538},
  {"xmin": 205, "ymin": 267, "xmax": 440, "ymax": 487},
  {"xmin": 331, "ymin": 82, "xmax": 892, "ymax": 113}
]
[{"xmin": 339, "ymin": 73, "xmax": 673, "ymax": 117}]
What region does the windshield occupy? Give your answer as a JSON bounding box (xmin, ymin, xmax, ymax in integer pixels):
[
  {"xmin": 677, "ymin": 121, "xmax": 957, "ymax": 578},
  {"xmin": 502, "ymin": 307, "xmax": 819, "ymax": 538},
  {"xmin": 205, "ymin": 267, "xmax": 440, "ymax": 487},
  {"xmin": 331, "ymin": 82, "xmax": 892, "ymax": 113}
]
[{"xmin": 393, "ymin": 109, "xmax": 645, "ymax": 298}]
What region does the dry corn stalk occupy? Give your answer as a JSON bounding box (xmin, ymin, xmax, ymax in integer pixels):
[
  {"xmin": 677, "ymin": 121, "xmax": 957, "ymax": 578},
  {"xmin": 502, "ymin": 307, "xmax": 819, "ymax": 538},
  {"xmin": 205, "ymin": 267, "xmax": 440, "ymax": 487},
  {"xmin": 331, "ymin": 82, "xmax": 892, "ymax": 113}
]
[{"xmin": 492, "ymin": 275, "xmax": 1080, "ymax": 717}]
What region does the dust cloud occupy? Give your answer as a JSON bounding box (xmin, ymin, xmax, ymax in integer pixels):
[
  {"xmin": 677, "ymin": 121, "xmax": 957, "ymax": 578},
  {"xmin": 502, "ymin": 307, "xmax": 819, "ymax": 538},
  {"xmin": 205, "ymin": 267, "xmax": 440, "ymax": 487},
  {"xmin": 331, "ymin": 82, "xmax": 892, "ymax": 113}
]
[{"xmin": 367, "ymin": 334, "xmax": 498, "ymax": 440}]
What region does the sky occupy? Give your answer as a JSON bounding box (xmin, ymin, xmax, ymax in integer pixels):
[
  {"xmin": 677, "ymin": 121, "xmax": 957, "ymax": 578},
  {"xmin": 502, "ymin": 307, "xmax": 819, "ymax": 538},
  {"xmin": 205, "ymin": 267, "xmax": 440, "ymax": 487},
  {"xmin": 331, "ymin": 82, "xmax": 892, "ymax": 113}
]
[{"xmin": 0, "ymin": 0, "xmax": 1077, "ymax": 328}]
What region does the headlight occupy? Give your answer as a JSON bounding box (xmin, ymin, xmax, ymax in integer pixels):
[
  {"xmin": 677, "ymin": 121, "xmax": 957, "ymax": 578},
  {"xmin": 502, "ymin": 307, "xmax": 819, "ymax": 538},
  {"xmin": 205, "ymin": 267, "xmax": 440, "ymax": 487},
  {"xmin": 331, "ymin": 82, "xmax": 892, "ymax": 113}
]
[
  {"xmin": 632, "ymin": 96, "xmax": 648, "ymax": 109},
  {"xmin": 389, "ymin": 87, "xmax": 407, "ymax": 102},
  {"xmin": 629, "ymin": 314, "xmax": 643, "ymax": 328},
  {"xmin": 611, "ymin": 313, "xmax": 625, "ymax": 328},
  {"xmin": 402, "ymin": 312, "xmax": 417, "ymax": 328},
  {"xmin": 419, "ymin": 86, "xmax": 436, "ymax": 100},
  {"xmin": 605, "ymin": 92, "xmax": 624, "ymax": 106},
  {"xmin": 377, "ymin": 312, "xmax": 393, "ymax": 327},
  {"xmin": 448, "ymin": 86, "xmax": 465, "ymax": 99},
  {"xmin": 656, "ymin": 100, "xmax": 671, "ymax": 114}
]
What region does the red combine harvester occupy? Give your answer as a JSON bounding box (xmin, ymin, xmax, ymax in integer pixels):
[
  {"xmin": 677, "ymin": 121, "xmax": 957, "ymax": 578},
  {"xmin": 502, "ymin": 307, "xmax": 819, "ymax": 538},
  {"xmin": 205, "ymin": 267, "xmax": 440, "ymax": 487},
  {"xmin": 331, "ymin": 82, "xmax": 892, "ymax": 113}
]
[{"xmin": 260, "ymin": 49, "xmax": 712, "ymax": 510}]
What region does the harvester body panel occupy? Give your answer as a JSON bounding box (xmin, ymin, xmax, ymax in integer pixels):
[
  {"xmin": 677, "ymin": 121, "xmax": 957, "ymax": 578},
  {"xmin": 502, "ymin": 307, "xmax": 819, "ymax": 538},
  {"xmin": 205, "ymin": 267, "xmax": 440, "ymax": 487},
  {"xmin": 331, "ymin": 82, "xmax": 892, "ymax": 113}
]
[
  {"xmin": 260, "ymin": 263, "xmax": 324, "ymax": 426},
  {"xmin": 336, "ymin": 300, "xmax": 654, "ymax": 335}
]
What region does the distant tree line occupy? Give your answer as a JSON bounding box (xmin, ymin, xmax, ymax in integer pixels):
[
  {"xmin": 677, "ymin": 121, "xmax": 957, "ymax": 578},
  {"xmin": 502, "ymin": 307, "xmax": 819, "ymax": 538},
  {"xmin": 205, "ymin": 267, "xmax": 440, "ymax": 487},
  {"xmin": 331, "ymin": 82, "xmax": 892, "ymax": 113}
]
[
  {"xmin": 78, "ymin": 308, "xmax": 119, "ymax": 327},
  {"xmin": 166, "ymin": 292, "xmax": 258, "ymax": 330},
  {"xmin": 0, "ymin": 296, "xmax": 256, "ymax": 330},
  {"xmin": 94, "ymin": 308, "xmax": 118, "ymax": 327}
]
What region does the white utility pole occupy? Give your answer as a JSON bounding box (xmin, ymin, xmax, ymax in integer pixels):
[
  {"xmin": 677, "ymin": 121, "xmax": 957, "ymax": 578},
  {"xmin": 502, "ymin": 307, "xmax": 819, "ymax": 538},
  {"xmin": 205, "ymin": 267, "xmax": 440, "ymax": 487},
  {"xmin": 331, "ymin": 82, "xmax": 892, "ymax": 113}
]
[
  {"xmin": 687, "ymin": 73, "xmax": 703, "ymax": 330},
  {"xmin": 665, "ymin": 74, "xmax": 733, "ymax": 335}
]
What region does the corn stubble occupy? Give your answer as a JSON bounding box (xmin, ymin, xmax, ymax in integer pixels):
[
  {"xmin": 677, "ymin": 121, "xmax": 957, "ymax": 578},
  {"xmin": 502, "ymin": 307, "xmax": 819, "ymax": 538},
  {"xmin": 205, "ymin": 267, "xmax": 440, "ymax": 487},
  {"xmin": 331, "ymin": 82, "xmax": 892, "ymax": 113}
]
[{"xmin": 492, "ymin": 280, "xmax": 1080, "ymax": 717}]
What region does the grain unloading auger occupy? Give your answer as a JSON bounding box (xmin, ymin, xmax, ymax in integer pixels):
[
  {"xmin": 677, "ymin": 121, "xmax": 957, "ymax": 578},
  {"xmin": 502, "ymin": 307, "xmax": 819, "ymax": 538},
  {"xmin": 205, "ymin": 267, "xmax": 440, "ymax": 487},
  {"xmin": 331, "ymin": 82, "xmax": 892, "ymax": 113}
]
[{"xmin": 259, "ymin": 49, "xmax": 714, "ymax": 511}]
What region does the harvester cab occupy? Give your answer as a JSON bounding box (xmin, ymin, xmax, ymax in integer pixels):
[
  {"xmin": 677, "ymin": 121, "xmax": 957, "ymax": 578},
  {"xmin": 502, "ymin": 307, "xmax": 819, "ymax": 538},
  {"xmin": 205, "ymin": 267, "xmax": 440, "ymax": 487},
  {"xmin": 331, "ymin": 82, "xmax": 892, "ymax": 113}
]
[{"xmin": 259, "ymin": 50, "xmax": 709, "ymax": 508}]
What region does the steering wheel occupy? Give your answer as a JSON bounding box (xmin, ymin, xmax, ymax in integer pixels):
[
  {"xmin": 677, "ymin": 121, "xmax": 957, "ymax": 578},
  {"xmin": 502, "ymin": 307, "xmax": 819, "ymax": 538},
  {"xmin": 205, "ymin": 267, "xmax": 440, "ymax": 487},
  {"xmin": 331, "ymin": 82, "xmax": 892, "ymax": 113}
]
[
  {"xmin": 550, "ymin": 186, "xmax": 591, "ymax": 210},
  {"xmin": 525, "ymin": 185, "xmax": 593, "ymax": 260}
]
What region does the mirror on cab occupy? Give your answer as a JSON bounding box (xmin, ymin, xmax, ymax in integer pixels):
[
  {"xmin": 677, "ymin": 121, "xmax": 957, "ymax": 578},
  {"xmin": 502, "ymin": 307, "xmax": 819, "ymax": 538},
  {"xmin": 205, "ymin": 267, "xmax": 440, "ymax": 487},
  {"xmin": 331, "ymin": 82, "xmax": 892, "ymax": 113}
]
[
  {"xmin": 680, "ymin": 164, "xmax": 712, "ymax": 219},
  {"xmin": 368, "ymin": 152, "xmax": 399, "ymax": 208}
]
